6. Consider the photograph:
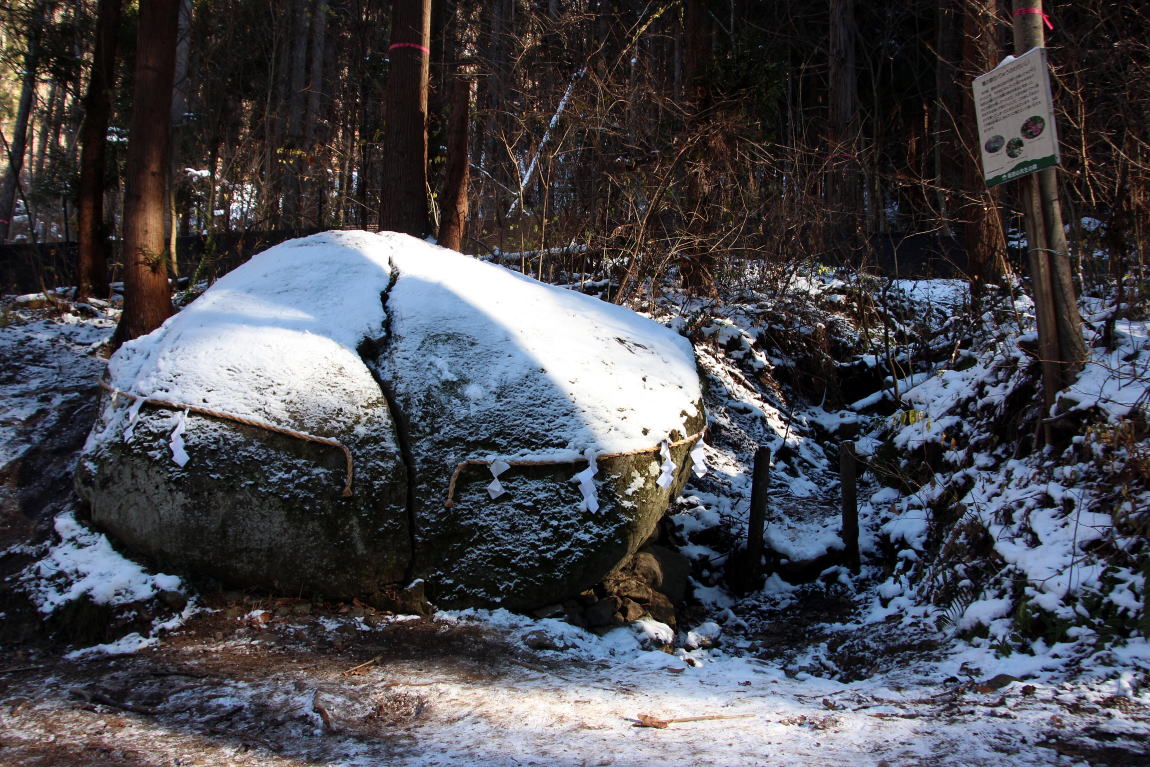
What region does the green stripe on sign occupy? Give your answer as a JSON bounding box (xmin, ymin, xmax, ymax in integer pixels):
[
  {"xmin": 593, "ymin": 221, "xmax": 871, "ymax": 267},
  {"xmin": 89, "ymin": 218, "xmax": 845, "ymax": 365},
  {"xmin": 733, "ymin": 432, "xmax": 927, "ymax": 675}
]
[{"xmin": 986, "ymin": 155, "xmax": 1059, "ymax": 187}]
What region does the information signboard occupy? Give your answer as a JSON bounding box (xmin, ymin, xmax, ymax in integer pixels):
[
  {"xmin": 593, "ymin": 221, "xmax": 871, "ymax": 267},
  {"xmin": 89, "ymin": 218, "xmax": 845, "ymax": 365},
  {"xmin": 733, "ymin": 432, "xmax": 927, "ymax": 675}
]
[{"xmin": 972, "ymin": 47, "xmax": 1060, "ymax": 187}]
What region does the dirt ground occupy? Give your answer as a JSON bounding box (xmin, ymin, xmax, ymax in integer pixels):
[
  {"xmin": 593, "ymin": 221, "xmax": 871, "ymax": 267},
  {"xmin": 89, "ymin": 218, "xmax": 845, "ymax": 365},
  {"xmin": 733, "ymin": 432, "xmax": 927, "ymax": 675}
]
[{"xmin": 3, "ymin": 304, "xmax": 1150, "ymax": 767}]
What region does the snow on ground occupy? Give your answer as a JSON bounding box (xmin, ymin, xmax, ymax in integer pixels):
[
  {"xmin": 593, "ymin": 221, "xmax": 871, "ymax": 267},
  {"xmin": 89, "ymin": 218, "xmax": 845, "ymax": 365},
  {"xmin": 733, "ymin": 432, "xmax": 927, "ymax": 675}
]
[{"xmin": 2, "ymin": 246, "xmax": 1150, "ymax": 766}]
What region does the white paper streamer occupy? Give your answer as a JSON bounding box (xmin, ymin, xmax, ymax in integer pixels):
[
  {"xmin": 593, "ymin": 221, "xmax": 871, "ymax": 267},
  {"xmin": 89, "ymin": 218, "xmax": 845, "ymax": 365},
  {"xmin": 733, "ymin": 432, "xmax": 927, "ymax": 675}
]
[
  {"xmin": 656, "ymin": 441, "xmax": 676, "ymax": 488},
  {"xmin": 169, "ymin": 409, "xmax": 190, "ymax": 467},
  {"xmin": 122, "ymin": 397, "xmax": 145, "ymax": 442},
  {"xmin": 572, "ymin": 449, "xmax": 600, "ymax": 513},
  {"xmin": 486, "ymin": 477, "xmax": 506, "ymax": 499},
  {"xmin": 689, "ymin": 438, "xmax": 709, "ymax": 478}
]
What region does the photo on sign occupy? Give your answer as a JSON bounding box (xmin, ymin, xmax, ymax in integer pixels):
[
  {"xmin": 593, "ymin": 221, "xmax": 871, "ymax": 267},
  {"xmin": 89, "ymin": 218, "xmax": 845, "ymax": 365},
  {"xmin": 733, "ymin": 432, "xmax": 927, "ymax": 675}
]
[
  {"xmin": 1021, "ymin": 115, "xmax": 1045, "ymax": 139},
  {"xmin": 985, "ymin": 135, "xmax": 1005, "ymax": 153}
]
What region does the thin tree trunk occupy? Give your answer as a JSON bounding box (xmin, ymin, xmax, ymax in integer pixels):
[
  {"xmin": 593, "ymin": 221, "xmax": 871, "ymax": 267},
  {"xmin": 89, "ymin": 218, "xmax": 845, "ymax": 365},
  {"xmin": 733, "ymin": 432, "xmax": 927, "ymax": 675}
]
[
  {"xmin": 958, "ymin": 0, "xmax": 1004, "ymax": 289},
  {"xmin": 934, "ymin": 0, "xmax": 962, "ymax": 236},
  {"xmin": 379, "ymin": 0, "xmax": 432, "ymax": 237},
  {"xmin": 33, "ymin": 81, "xmax": 60, "ymax": 181},
  {"xmin": 112, "ymin": 0, "xmax": 180, "ymax": 347},
  {"xmin": 438, "ymin": 74, "xmax": 471, "ymax": 251},
  {"xmin": 0, "ymin": 0, "xmax": 52, "ymax": 242},
  {"xmin": 827, "ymin": 0, "xmax": 859, "ymax": 249},
  {"xmin": 281, "ymin": 0, "xmax": 312, "ymax": 228},
  {"xmin": 76, "ymin": 0, "xmax": 123, "ymax": 302},
  {"xmin": 168, "ymin": 0, "xmax": 193, "ymax": 278},
  {"xmin": 1010, "ymin": 0, "xmax": 1087, "ymax": 405},
  {"xmin": 678, "ymin": 0, "xmax": 718, "ymax": 297},
  {"xmin": 304, "ymin": 0, "xmax": 329, "ymax": 227}
]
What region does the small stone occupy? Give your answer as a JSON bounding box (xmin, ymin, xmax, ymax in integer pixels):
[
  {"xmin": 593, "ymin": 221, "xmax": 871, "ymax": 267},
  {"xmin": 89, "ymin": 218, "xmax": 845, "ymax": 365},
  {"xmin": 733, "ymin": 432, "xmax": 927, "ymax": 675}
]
[
  {"xmin": 619, "ymin": 598, "xmax": 645, "ymax": 623},
  {"xmin": 158, "ymin": 590, "xmax": 188, "ymax": 612},
  {"xmin": 584, "ymin": 597, "xmax": 622, "ymax": 627},
  {"xmin": 978, "ymin": 673, "xmax": 1019, "ymax": 692},
  {"xmin": 618, "ymin": 579, "xmax": 655, "ymax": 604},
  {"xmin": 645, "ymin": 592, "xmax": 677, "ymax": 629},
  {"xmin": 531, "ymin": 603, "xmax": 565, "ymax": 619},
  {"xmin": 522, "ymin": 629, "xmax": 561, "ymax": 651}
]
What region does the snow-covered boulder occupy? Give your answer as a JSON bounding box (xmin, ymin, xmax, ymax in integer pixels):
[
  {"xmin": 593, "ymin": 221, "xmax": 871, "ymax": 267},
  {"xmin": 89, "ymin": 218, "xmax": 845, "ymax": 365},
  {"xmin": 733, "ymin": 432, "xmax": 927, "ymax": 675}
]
[{"xmin": 76, "ymin": 231, "xmax": 704, "ymax": 610}]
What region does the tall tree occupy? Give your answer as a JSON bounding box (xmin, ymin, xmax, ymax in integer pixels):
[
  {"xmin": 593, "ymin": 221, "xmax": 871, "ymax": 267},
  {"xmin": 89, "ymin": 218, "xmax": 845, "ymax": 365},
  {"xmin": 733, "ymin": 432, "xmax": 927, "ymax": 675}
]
[
  {"xmin": 0, "ymin": 0, "xmax": 53, "ymax": 242},
  {"xmin": 957, "ymin": 0, "xmax": 1005, "ymax": 289},
  {"xmin": 379, "ymin": 0, "xmax": 432, "ymax": 237},
  {"xmin": 1010, "ymin": 0, "xmax": 1087, "ymax": 408},
  {"xmin": 76, "ymin": 0, "xmax": 123, "ymax": 302},
  {"xmin": 112, "ymin": 0, "xmax": 180, "ymax": 347},
  {"xmin": 678, "ymin": 0, "xmax": 719, "ymax": 297},
  {"xmin": 827, "ymin": 0, "xmax": 859, "ymax": 249},
  {"xmin": 437, "ymin": 72, "xmax": 471, "ymax": 251}
]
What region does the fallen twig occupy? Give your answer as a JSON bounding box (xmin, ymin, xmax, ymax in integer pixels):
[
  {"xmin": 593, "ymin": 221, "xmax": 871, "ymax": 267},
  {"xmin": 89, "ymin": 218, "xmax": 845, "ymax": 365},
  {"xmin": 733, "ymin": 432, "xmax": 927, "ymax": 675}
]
[
  {"xmin": 341, "ymin": 655, "xmax": 382, "ymax": 676},
  {"xmin": 70, "ymin": 687, "xmax": 160, "ymax": 716},
  {"xmin": 0, "ymin": 665, "xmax": 43, "ymax": 676},
  {"xmin": 633, "ymin": 713, "xmax": 756, "ymax": 729}
]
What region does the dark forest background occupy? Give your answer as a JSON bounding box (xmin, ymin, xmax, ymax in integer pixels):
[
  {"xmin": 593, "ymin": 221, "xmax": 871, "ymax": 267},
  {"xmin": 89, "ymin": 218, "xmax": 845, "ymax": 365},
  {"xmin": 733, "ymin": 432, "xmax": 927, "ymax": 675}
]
[{"xmin": 0, "ymin": 0, "xmax": 1146, "ymax": 299}]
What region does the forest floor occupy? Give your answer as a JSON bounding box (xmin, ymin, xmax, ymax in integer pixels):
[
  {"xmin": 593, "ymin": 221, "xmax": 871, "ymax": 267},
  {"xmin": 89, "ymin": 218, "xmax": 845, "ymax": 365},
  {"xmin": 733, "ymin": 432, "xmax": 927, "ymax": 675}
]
[{"xmin": 2, "ymin": 277, "xmax": 1150, "ymax": 767}]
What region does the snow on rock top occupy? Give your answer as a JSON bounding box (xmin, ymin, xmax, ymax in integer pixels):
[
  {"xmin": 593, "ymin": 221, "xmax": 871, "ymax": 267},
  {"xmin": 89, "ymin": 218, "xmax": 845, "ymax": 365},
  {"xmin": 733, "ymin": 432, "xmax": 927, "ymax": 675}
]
[
  {"xmin": 106, "ymin": 230, "xmax": 700, "ymax": 452},
  {"xmin": 106, "ymin": 230, "xmax": 396, "ymax": 432},
  {"xmin": 386, "ymin": 242, "xmax": 701, "ymax": 456}
]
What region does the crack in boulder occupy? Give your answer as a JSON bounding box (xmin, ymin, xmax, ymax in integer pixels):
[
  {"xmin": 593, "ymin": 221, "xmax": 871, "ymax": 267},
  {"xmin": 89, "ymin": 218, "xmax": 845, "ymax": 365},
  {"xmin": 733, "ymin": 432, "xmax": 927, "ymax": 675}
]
[{"xmin": 75, "ymin": 231, "xmax": 705, "ymax": 613}]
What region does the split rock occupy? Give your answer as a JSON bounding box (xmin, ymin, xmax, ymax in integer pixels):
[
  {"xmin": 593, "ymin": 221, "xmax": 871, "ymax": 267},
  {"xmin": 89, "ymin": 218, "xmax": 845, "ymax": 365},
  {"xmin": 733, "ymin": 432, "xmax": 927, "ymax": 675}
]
[{"xmin": 76, "ymin": 231, "xmax": 704, "ymax": 610}]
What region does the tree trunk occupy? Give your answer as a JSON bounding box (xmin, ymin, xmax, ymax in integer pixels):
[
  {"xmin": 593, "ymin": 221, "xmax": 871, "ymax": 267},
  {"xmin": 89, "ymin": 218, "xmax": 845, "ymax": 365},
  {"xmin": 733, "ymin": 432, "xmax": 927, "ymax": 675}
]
[
  {"xmin": 1010, "ymin": 0, "xmax": 1087, "ymax": 407},
  {"xmin": 0, "ymin": 0, "xmax": 52, "ymax": 242},
  {"xmin": 379, "ymin": 0, "xmax": 432, "ymax": 237},
  {"xmin": 678, "ymin": 0, "xmax": 718, "ymax": 297},
  {"xmin": 827, "ymin": 0, "xmax": 859, "ymax": 250},
  {"xmin": 281, "ymin": 0, "xmax": 313, "ymax": 228},
  {"xmin": 76, "ymin": 0, "xmax": 123, "ymax": 302},
  {"xmin": 304, "ymin": 0, "xmax": 330, "ymax": 227},
  {"xmin": 934, "ymin": 0, "xmax": 962, "ymax": 236},
  {"xmin": 958, "ymin": 0, "xmax": 1005, "ymax": 289},
  {"xmin": 438, "ymin": 73, "xmax": 471, "ymax": 251},
  {"xmin": 112, "ymin": 0, "xmax": 180, "ymax": 348},
  {"xmin": 475, "ymin": 0, "xmax": 511, "ymax": 225}
]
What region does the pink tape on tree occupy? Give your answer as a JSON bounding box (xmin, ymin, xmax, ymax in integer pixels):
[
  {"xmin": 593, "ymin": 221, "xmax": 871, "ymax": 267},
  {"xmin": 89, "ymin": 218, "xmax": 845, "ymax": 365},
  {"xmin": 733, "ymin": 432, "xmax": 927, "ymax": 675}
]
[
  {"xmin": 1013, "ymin": 7, "xmax": 1054, "ymax": 29},
  {"xmin": 389, "ymin": 42, "xmax": 430, "ymax": 54}
]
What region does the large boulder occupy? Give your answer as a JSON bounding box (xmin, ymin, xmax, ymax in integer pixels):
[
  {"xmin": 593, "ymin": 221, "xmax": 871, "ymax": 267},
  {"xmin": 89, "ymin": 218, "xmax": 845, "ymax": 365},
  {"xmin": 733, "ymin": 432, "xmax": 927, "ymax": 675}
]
[{"xmin": 76, "ymin": 231, "xmax": 704, "ymax": 610}]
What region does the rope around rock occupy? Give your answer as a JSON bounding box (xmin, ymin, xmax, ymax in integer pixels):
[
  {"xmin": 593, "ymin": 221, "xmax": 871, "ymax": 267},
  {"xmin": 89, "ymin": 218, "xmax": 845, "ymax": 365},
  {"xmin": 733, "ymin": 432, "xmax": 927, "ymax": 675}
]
[
  {"xmin": 99, "ymin": 380, "xmax": 355, "ymax": 497},
  {"xmin": 443, "ymin": 428, "xmax": 706, "ymax": 508},
  {"xmin": 99, "ymin": 380, "xmax": 704, "ymax": 508}
]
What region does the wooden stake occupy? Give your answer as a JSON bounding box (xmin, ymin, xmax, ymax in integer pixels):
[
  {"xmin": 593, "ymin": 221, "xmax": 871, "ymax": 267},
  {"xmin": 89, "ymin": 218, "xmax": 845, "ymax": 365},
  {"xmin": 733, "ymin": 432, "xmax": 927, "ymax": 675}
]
[
  {"xmin": 745, "ymin": 445, "xmax": 771, "ymax": 589},
  {"xmin": 840, "ymin": 441, "xmax": 860, "ymax": 573}
]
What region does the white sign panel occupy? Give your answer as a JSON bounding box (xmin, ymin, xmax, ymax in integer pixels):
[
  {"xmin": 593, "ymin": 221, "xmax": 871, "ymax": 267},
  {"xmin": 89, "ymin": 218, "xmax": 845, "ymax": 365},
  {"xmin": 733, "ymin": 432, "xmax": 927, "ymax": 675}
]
[{"xmin": 972, "ymin": 47, "xmax": 1060, "ymax": 187}]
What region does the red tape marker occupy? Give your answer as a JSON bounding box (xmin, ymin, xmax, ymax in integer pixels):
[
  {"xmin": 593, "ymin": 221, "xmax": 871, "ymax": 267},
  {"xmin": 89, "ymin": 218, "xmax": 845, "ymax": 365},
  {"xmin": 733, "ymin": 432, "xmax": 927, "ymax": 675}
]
[
  {"xmin": 389, "ymin": 42, "xmax": 430, "ymax": 54},
  {"xmin": 1013, "ymin": 7, "xmax": 1053, "ymax": 30}
]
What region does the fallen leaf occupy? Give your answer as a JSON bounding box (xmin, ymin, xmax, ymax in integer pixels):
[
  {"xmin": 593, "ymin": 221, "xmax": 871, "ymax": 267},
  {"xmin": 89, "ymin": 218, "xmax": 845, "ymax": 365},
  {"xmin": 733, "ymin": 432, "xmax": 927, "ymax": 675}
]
[{"xmin": 636, "ymin": 714, "xmax": 670, "ymax": 729}]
